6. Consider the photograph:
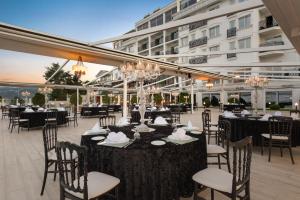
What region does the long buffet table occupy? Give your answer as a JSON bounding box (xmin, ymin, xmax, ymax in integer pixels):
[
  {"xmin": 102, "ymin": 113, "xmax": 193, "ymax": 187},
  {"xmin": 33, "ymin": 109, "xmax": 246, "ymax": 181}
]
[{"xmin": 20, "ymin": 111, "xmax": 68, "ymax": 128}]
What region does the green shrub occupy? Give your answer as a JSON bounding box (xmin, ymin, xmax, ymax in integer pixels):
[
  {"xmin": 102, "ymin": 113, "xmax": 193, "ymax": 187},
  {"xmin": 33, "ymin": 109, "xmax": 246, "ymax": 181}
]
[
  {"xmin": 32, "ymin": 93, "xmax": 45, "ymax": 107},
  {"xmin": 202, "ymin": 97, "xmax": 210, "ymax": 108},
  {"xmin": 228, "ymin": 97, "xmax": 239, "ymax": 104},
  {"xmin": 131, "ymin": 95, "xmax": 137, "ymax": 105},
  {"xmin": 210, "ymin": 96, "xmax": 219, "ymax": 106},
  {"xmin": 154, "ymin": 93, "xmax": 163, "ymax": 105},
  {"xmin": 179, "ymin": 92, "xmax": 189, "ymax": 103},
  {"xmin": 269, "ymin": 104, "xmax": 280, "ymax": 110},
  {"xmin": 70, "ymin": 93, "xmax": 82, "ymax": 106}
]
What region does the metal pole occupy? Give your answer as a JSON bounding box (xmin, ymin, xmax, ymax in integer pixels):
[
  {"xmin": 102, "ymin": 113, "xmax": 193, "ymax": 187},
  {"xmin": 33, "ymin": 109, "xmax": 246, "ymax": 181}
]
[
  {"xmin": 191, "ymin": 80, "xmax": 194, "ymax": 114},
  {"xmin": 123, "ymin": 75, "xmax": 128, "ymax": 117},
  {"xmin": 46, "ymin": 60, "xmax": 69, "ymax": 84},
  {"xmin": 76, "ymin": 87, "xmax": 79, "ymax": 114}
]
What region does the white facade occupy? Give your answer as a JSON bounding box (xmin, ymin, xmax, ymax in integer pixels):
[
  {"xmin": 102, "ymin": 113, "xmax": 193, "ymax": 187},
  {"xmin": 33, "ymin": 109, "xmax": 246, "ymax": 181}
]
[{"xmin": 113, "ymin": 0, "xmax": 300, "ymax": 109}]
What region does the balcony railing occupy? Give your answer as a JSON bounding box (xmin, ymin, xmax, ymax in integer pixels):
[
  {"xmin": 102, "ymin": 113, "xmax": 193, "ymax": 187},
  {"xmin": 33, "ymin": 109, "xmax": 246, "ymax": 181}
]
[
  {"xmin": 165, "ymin": 32, "xmax": 179, "ymax": 42},
  {"xmin": 189, "ymin": 56, "xmax": 208, "ymax": 64},
  {"xmin": 189, "ymin": 36, "xmax": 208, "ymax": 48},
  {"xmin": 260, "ymin": 40, "xmax": 284, "ymax": 47},
  {"xmin": 259, "ymin": 16, "xmax": 279, "ymax": 30},
  {"xmin": 189, "ymin": 20, "xmax": 207, "ymax": 31},
  {"xmin": 227, "ymin": 27, "xmax": 237, "ymax": 38},
  {"xmin": 227, "ymin": 53, "xmax": 237, "ymax": 59},
  {"xmin": 138, "ymin": 44, "xmax": 148, "ymax": 52},
  {"xmin": 154, "ymin": 51, "xmax": 164, "ymax": 56},
  {"xmin": 151, "ymin": 37, "xmax": 163, "ymax": 47},
  {"xmin": 166, "ymin": 49, "xmax": 179, "ymax": 55}
]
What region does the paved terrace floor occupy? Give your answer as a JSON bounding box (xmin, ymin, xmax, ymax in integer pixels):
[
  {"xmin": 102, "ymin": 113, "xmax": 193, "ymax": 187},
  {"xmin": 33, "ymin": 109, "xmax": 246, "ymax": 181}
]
[{"xmin": 1, "ymin": 108, "xmax": 300, "ymax": 200}]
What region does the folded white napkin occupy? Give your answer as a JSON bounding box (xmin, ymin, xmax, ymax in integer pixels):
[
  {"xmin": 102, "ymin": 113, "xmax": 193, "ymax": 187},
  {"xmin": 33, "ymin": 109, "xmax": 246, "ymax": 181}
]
[
  {"xmin": 165, "ymin": 107, "xmax": 170, "ymax": 110},
  {"xmin": 187, "ymin": 120, "xmax": 193, "ymax": 130},
  {"xmin": 91, "ymin": 122, "xmax": 101, "ymax": 131},
  {"xmin": 151, "ymin": 106, "xmax": 157, "ymax": 111},
  {"xmin": 160, "ymin": 107, "xmax": 166, "ymax": 111},
  {"xmin": 24, "ymin": 108, "xmax": 34, "ymax": 112},
  {"xmin": 154, "ymin": 116, "xmax": 168, "ymax": 125},
  {"xmin": 223, "ymin": 111, "xmax": 236, "ymax": 118},
  {"xmin": 133, "ymin": 108, "xmax": 138, "ymax": 111},
  {"xmin": 88, "ymin": 104, "xmax": 93, "ymax": 107},
  {"xmin": 168, "ymin": 128, "xmax": 190, "ymax": 140},
  {"xmin": 10, "ymin": 105, "xmax": 17, "ymax": 108},
  {"xmin": 273, "ymin": 111, "xmax": 282, "ymax": 116},
  {"xmin": 105, "ymin": 132, "xmax": 129, "ymax": 143},
  {"xmin": 117, "ymin": 117, "xmax": 129, "ymax": 126},
  {"xmin": 98, "ymin": 104, "xmax": 102, "ymax": 107},
  {"xmin": 291, "ymin": 113, "xmax": 298, "ymax": 120},
  {"xmin": 38, "ymin": 108, "xmax": 44, "ymax": 111},
  {"xmin": 241, "ymin": 110, "xmax": 250, "ymax": 115},
  {"xmin": 260, "ymin": 114, "xmax": 272, "ymax": 121},
  {"xmin": 57, "ymin": 107, "xmax": 65, "ymax": 111}
]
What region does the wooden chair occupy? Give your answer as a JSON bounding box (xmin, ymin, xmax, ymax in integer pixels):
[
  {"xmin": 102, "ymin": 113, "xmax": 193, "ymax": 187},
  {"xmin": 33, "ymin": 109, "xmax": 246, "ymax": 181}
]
[
  {"xmin": 99, "ymin": 115, "xmax": 116, "ymax": 128},
  {"xmin": 45, "ymin": 109, "xmax": 58, "ymax": 125},
  {"xmin": 1, "ymin": 106, "xmax": 9, "ymax": 119},
  {"xmin": 66, "ymin": 112, "xmax": 78, "ymax": 127},
  {"xmin": 10, "ymin": 110, "xmax": 29, "ymax": 133},
  {"xmin": 40, "ymin": 124, "xmax": 59, "ymax": 195},
  {"xmin": 261, "ymin": 116, "xmax": 295, "ymax": 164},
  {"xmin": 171, "ymin": 111, "xmax": 181, "ymax": 124},
  {"xmin": 202, "ymin": 112, "xmax": 218, "ymax": 144},
  {"xmin": 56, "ymin": 141, "xmax": 120, "ymax": 200},
  {"xmin": 207, "ymin": 120, "xmax": 231, "ymax": 172},
  {"xmin": 204, "ymin": 109, "xmax": 218, "ymax": 127},
  {"xmin": 193, "ymin": 137, "xmax": 253, "ymax": 200}
]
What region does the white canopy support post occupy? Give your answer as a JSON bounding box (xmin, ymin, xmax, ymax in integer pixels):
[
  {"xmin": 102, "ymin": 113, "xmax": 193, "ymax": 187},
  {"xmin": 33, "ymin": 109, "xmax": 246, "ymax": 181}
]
[
  {"xmin": 123, "ymin": 76, "xmax": 128, "ymax": 117},
  {"xmin": 262, "ymin": 88, "xmax": 266, "ymax": 113},
  {"xmin": 46, "ymin": 60, "xmax": 69, "ymax": 84},
  {"xmin": 191, "ymin": 80, "xmax": 194, "ymax": 114},
  {"xmin": 76, "ymin": 87, "xmax": 79, "ymax": 114},
  {"xmin": 221, "ymin": 79, "xmax": 224, "ymax": 104}
]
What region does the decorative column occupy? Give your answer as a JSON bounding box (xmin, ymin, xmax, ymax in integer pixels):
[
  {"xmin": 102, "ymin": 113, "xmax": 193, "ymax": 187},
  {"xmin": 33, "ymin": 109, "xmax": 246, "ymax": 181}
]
[
  {"xmin": 123, "ymin": 76, "xmax": 128, "ymax": 117},
  {"xmin": 117, "ymin": 95, "xmax": 121, "ymax": 105},
  {"xmin": 191, "ymin": 80, "xmax": 194, "ymax": 113},
  {"xmin": 76, "ymin": 88, "xmax": 79, "ymax": 113}
]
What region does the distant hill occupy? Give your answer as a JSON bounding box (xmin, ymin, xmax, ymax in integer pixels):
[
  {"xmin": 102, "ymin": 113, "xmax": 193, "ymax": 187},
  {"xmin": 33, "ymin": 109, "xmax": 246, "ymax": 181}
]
[{"xmin": 0, "ymin": 86, "xmax": 37, "ymax": 99}]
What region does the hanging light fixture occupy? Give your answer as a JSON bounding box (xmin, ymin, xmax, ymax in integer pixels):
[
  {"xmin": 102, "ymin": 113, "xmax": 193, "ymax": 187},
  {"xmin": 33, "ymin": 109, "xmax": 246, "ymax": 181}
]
[
  {"xmin": 205, "ymin": 80, "xmax": 214, "ymax": 90},
  {"xmin": 72, "ymin": 56, "xmax": 87, "ymax": 78}
]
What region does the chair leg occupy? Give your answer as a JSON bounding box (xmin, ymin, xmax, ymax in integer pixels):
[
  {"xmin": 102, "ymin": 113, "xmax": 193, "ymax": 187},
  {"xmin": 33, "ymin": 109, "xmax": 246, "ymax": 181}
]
[
  {"xmin": 280, "ymin": 144, "xmax": 283, "ymax": 157},
  {"xmin": 54, "ymin": 162, "xmax": 58, "ymax": 181},
  {"xmin": 245, "ymin": 181, "xmax": 250, "ymax": 200},
  {"xmin": 18, "ymin": 125, "xmax": 20, "ymax": 133},
  {"xmin": 268, "ymin": 142, "xmax": 272, "ymax": 162},
  {"xmin": 115, "ymin": 186, "xmax": 119, "ymax": 200},
  {"xmin": 288, "ymin": 147, "xmax": 295, "ymax": 164},
  {"xmin": 217, "ymin": 155, "xmax": 221, "ymax": 169},
  {"xmin": 208, "ymin": 132, "xmax": 211, "ymax": 144},
  {"xmin": 227, "ymin": 153, "xmax": 231, "ymax": 173},
  {"xmin": 211, "ymin": 189, "xmax": 214, "ymax": 200},
  {"xmin": 193, "ymin": 183, "xmax": 198, "ymax": 200},
  {"xmin": 60, "ymin": 186, "xmax": 65, "ymax": 200},
  {"xmin": 40, "ymin": 163, "xmax": 48, "ymax": 195},
  {"xmin": 261, "ymin": 137, "xmax": 264, "ymax": 155}
]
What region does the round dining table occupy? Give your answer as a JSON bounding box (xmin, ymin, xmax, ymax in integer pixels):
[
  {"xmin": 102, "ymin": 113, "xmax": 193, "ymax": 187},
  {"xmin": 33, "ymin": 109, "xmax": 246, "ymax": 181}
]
[
  {"xmin": 80, "ymin": 125, "xmax": 207, "ymax": 200},
  {"xmin": 20, "ymin": 111, "xmax": 67, "ymax": 128}
]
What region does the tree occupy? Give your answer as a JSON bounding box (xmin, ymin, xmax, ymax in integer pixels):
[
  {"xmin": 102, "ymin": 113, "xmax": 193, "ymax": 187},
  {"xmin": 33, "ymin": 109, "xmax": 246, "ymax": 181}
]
[
  {"xmin": 153, "ymin": 93, "xmax": 163, "ymax": 105},
  {"xmin": 131, "ymin": 95, "xmax": 137, "ymax": 105},
  {"xmin": 228, "ymin": 97, "xmax": 239, "ymax": 104},
  {"xmin": 179, "ymin": 92, "xmax": 189, "ymax": 103},
  {"xmin": 202, "ymin": 97, "xmax": 211, "ymax": 108},
  {"xmin": 43, "ymin": 63, "xmax": 83, "ymax": 100},
  {"xmin": 32, "ymin": 93, "xmax": 45, "ymax": 106},
  {"xmin": 101, "ymin": 91, "xmax": 109, "ymax": 104},
  {"xmin": 210, "ymin": 96, "xmax": 219, "ymax": 107}
]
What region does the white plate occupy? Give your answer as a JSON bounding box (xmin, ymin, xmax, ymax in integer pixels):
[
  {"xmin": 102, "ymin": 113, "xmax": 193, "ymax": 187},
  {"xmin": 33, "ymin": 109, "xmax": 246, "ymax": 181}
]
[
  {"xmin": 104, "ymin": 138, "xmax": 130, "ymax": 144},
  {"xmin": 190, "ymin": 130, "xmax": 202, "ymax": 135},
  {"xmin": 168, "ymin": 135, "xmax": 192, "ymax": 141},
  {"xmin": 91, "ymin": 136, "xmax": 105, "ymax": 141},
  {"xmin": 183, "ymin": 126, "xmax": 200, "ymax": 131},
  {"xmin": 151, "ymin": 140, "xmax": 166, "ymax": 146}
]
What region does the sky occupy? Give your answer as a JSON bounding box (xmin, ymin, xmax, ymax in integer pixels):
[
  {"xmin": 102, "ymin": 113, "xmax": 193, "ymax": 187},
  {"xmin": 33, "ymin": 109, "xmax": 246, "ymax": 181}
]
[{"xmin": 0, "ymin": 0, "xmax": 173, "ymax": 83}]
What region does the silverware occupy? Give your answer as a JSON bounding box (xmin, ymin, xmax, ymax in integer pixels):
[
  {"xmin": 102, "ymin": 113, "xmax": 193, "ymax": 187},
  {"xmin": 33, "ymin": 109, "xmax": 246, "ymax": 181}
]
[{"xmin": 123, "ymin": 138, "xmax": 136, "ymax": 148}]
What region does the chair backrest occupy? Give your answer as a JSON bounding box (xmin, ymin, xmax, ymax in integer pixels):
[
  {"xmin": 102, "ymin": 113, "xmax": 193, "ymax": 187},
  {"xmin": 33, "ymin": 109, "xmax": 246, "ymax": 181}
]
[
  {"xmin": 46, "ymin": 110, "xmax": 58, "ymax": 120},
  {"xmin": 202, "ymin": 112, "xmax": 210, "ymax": 131},
  {"xmin": 204, "ymin": 109, "xmax": 212, "ymax": 121},
  {"xmin": 42, "ymin": 124, "xmax": 57, "ymax": 159},
  {"xmin": 56, "ymin": 141, "xmax": 88, "ymax": 200},
  {"xmin": 217, "ymin": 120, "xmax": 231, "ymax": 150},
  {"xmin": 231, "ymin": 136, "xmax": 253, "ymax": 197},
  {"xmin": 99, "ymin": 115, "xmax": 116, "ymax": 127},
  {"xmin": 268, "ymin": 116, "xmax": 293, "ymax": 142},
  {"xmin": 10, "ymin": 109, "xmax": 20, "ymax": 120},
  {"xmin": 171, "ymin": 111, "xmax": 181, "ymax": 123}
]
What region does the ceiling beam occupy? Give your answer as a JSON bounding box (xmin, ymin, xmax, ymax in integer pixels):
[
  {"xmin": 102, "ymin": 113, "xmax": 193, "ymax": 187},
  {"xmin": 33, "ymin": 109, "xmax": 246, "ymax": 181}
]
[{"xmin": 182, "ymin": 62, "xmax": 300, "ymax": 68}]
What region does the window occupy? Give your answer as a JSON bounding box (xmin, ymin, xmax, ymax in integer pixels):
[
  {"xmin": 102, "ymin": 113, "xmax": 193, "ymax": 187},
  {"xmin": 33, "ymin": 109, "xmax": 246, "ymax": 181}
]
[
  {"xmin": 209, "ymin": 4, "xmax": 220, "ymax": 11},
  {"xmin": 238, "ymin": 37, "xmax": 251, "ymax": 49},
  {"xmin": 210, "ymin": 45, "xmax": 220, "ymax": 51},
  {"xmin": 190, "ymin": 33, "xmax": 196, "ymax": 41},
  {"xmin": 202, "ymin": 30, "xmax": 207, "ymax": 37},
  {"xmin": 137, "ymin": 22, "xmax": 148, "ymax": 31},
  {"xmin": 128, "ymin": 45, "xmax": 134, "ymax": 53},
  {"xmin": 209, "ymin": 25, "xmax": 220, "ymax": 39},
  {"xmin": 202, "ymin": 48, "xmax": 207, "ymax": 52},
  {"xmin": 229, "ymin": 20, "xmax": 235, "ymax": 29},
  {"xmin": 239, "ymin": 0, "xmax": 248, "ymax": 2},
  {"xmin": 180, "ymin": 0, "xmax": 197, "ymax": 10},
  {"xmin": 239, "ymin": 14, "xmax": 251, "ymax": 29},
  {"xmin": 150, "ymin": 14, "xmax": 163, "ymax": 27},
  {"xmin": 229, "ymin": 41, "xmax": 236, "ymax": 50},
  {"xmin": 165, "ymin": 7, "xmax": 177, "ymax": 23},
  {"xmin": 181, "ymin": 37, "xmax": 188, "ymax": 47}
]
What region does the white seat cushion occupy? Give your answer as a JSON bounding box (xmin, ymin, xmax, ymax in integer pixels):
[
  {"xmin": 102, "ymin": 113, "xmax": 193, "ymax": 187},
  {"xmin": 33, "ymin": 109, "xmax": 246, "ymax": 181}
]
[
  {"xmin": 66, "ymin": 171, "xmax": 120, "ymax": 199},
  {"xmin": 193, "ymin": 168, "xmax": 235, "ymax": 193},
  {"xmin": 207, "ymin": 144, "xmax": 226, "ymax": 154},
  {"xmin": 261, "ymin": 133, "xmax": 288, "ymax": 140},
  {"xmin": 48, "ymin": 149, "xmax": 78, "ymax": 161},
  {"xmin": 209, "ymin": 126, "xmax": 218, "ymax": 132}
]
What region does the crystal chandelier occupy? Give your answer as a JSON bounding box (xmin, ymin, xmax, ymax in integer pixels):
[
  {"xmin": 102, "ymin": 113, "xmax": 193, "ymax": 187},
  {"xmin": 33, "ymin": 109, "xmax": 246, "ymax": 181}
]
[
  {"xmin": 120, "ymin": 59, "xmax": 160, "ymax": 132},
  {"xmin": 146, "ymin": 86, "xmax": 161, "ymax": 94},
  {"xmin": 38, "ymin": 87, "xmax": 53, "ymax": 94},
  {"xmin": 21, "ymin": 90, "xmax": 31, "ymax": 97},
  {"xmin": 205, "ymin": 80, "xmax": 214, "ymax": 89},
  {"xmin": 245, "ymin": 76, "xmax": 268, "ymax": 88},
  {"xmin": 72, "ymin": 56, "xmax": 87, "ymax": 78}
]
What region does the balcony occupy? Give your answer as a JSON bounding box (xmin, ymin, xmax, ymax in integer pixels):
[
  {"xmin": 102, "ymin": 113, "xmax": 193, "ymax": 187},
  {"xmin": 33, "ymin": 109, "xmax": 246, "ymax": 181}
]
[
  {"xmin": 165, "ymin": 32, "xmax": 178, "ymax": 42},
  {"xmin": 138, "ymin": 44, "xmax": 148, "ymax": 52},
  {"xmin": 166, "ymin": 48, "xmax": 179, "ymax": 55},
  {"xmin": 174, "ymin": 0, "xmax": 221, "ymax": 20},
  {"xmin": 189, "ymin": 36, "xmax": 208, "ymax": 48},
  {"xmin": 227, "ymin": 53, "xmax": 237, "ymax": 59},
  {"xmin": 154, "ymin": 51, "xmax": 164, "ymax": 56},
  {"xmin": 260, "ymin": 40, "xmax": 284, "ymax": 47},
  {"xmin": 259, "ymin": 51, "xmax": 284, "ymax": 58},
  {"xmin": 189, "ymin": 56, "xmax": 208, "ymax": 64},
  {"xmin": 227, "ymin": 27, "xmax": 237, "ymax": 38},
  {"xmin": 259, "ymin": 16, "xmax": 278, "ymax": 30},
  {"xmin": 151, "ymin": 37, "xmax": 163, "ymax": 47},
  {"xmin": 189, "ymin": 20, "xmax": 207, "ymax": 31}
]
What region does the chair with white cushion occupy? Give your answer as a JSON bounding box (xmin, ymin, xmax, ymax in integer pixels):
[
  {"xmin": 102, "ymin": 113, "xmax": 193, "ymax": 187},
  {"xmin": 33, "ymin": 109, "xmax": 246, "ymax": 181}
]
[
  {"xmin": 56, "ymin": 141, "xmax": 120, "ymax": 200},
  {"xmin": 202, "ymin": 112, "xmax": 218, "ymax": 144},
  {"xmin": 193, "ymin": 136, "xmax": 253, "ymax": 200},
  {"xmin": 261, "ymin": 116, "xmax": 294, "ymax": 164},
  {"xmin": 207, "ymin": 119, "xmax": 231, "ymax": 172}
]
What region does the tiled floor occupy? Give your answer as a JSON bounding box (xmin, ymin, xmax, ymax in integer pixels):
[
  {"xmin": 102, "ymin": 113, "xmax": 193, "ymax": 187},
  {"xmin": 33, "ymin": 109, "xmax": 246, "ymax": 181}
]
[{"xmin": 1, "ymin": 108, "xmax": 300, "ymax": 200}]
